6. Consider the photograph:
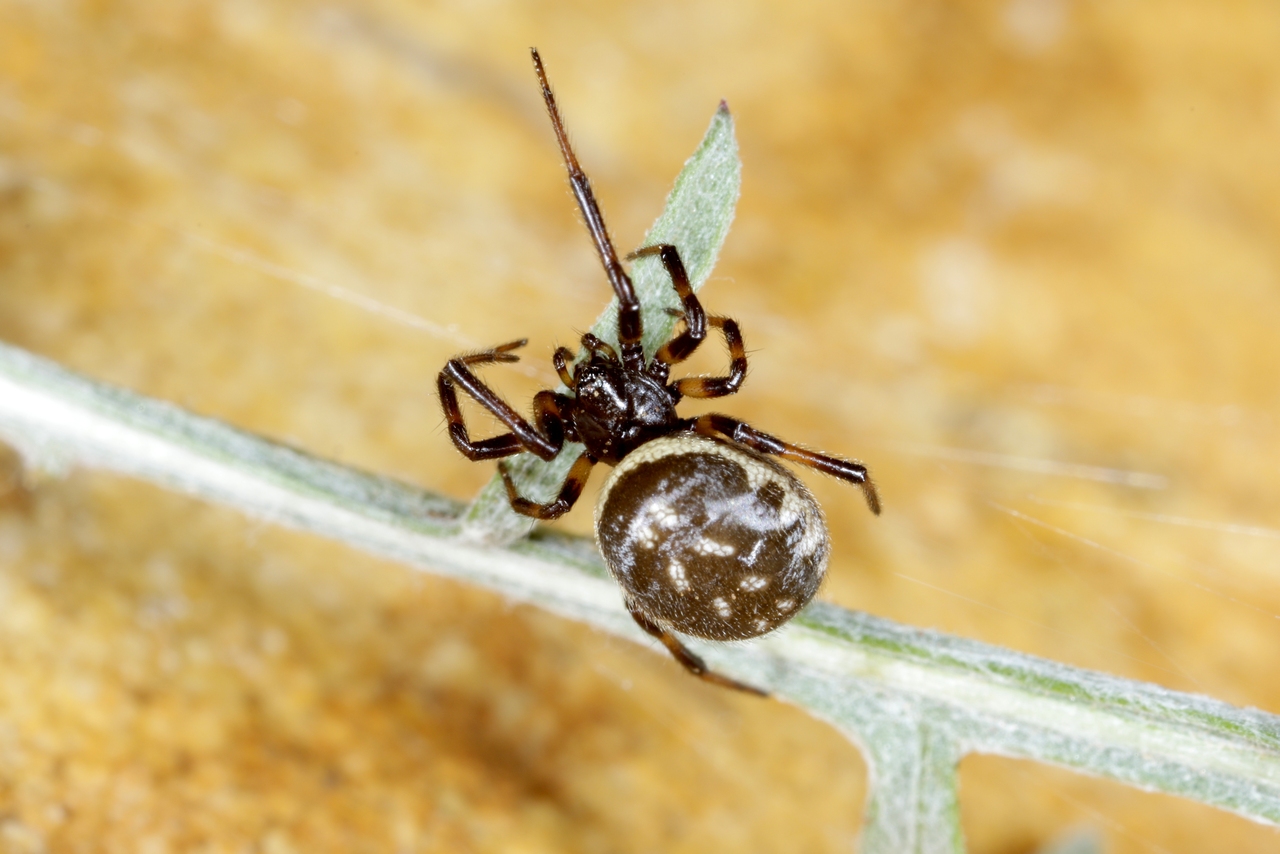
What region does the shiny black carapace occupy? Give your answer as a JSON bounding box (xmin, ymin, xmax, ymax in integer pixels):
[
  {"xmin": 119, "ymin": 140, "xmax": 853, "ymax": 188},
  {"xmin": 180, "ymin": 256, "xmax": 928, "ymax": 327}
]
[{"xmin": 437, "ymin": 49, "xmax": 879, "ymax": 694}]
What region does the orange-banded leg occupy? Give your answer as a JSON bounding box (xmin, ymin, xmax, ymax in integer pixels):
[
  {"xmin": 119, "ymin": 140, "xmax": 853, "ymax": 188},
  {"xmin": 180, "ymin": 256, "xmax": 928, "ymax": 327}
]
[
  {"xmin": 670, "ymin": 316, "xmax": 748, "ymax": 400},
  {"xmin": 626, "ymin": 601, "xmax": 767, "ymax": 696},
  {"xmin": 690, "ymin": 413, "xmax": 881, "ymax": 515},
  {"xmin": 498, "ymin": 451, "xmax": 594, "ymax": 520},
  {"xmin": 438, "ymin": 340, "xmax": 566, "ymax": 462},
  {"xmin": 628, "ymin": 244, "xmax": 708, "ymax": 382}
]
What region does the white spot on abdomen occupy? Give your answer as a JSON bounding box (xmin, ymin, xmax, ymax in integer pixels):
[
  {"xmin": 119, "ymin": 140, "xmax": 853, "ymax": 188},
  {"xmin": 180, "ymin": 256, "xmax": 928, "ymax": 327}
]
[
  {"xmin": 694, "ymin": 538, "xmax": 735, "ymax": 557},
  {"xmin": 667, "ymin": 561, "xmax": 690, "ymax": 593},
  {"xmin": 651, "ymin": 501, "xmax": 681, "ymax": 529}
]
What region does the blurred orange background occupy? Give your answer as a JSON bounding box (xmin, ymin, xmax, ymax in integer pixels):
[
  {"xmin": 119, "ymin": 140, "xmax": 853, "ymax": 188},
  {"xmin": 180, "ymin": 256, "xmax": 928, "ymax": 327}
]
[{"xmin": 2, "ymin": 1, "xmax": 1279, "ymax": 851}]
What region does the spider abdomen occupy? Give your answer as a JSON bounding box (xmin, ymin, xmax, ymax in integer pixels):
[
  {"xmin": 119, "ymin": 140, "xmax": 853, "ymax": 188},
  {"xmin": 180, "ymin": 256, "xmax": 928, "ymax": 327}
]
[{"xmin": 594, "ymin": 434, "xmax": 830, "ymax": 641}]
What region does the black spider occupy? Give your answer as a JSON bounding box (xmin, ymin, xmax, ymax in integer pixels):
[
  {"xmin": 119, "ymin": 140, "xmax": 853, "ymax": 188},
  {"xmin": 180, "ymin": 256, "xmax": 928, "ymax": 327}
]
[{"xmin": 438, "ymin": 49, "xmax": 880, "ymax": 694}]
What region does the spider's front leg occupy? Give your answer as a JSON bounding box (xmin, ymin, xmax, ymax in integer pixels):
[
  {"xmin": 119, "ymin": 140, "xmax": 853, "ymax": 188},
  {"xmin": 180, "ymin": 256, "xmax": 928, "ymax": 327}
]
[
  {"xmin": 533, "ymin": 49, "xmax": 645, "ymax": 373},
  {"xmin": 437, "ymin": 340, "xmax": 564, "ymax": 461}
]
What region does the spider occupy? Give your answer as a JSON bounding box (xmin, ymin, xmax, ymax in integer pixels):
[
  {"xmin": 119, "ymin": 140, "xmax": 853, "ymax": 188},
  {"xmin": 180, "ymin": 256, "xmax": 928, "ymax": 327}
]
[{"xmin": 438, "ymin": 49, "xmax": 880, "ymax": 694}]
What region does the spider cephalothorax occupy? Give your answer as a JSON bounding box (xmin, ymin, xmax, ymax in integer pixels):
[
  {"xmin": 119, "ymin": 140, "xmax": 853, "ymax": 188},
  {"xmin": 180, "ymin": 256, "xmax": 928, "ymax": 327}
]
[
  {"xmin": 437, "ymin": 49, "xmax": 879, "ymax": 694},
  {"xmin": 563, "ymin": 335, "xmax": 681, "ymax": 465}
]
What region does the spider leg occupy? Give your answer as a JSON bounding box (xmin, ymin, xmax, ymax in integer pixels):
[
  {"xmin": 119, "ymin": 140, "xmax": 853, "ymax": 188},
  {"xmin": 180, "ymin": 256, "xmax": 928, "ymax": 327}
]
[
  {"xmin": 627, "ymin": 244, "xmax": 708, "ymax": 380},
  {"xmin": 498, "ymin": 451, "xmax": 594, "ymax": 520},
  {"xmin": 669, "ymin": 316, "xmax": 748, "ymax": 400},
  {"xmin": 531, "ymin": 49, "xmax": 644, "ymax": 373},
  {"xmin": 689, "ymin": 413, "xmax": 881, "ymax": 514},
  {"xmin": 625, "ymin": 601, "xmax": 767, "ymax": 696},
  {"xmin": 438, "ymin": 342, "xmax": 565, "ymax": 462}
]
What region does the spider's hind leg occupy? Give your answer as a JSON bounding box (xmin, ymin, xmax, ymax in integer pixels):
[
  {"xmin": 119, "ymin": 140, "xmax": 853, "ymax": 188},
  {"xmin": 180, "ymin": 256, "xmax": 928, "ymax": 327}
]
[
  {"xmin": 625, "ymin": 601, "xmax": 767, "ymax": 696},
  {"xmin": 689, "ymin": 413, "xmax": 881, "ymax": 515}
]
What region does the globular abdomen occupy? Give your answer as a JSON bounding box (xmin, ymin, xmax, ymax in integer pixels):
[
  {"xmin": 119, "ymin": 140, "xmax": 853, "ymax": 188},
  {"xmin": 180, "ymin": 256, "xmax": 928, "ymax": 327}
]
[{"xmin": 594, "ymin": 434, "xmax": 830, "ymax": 641}]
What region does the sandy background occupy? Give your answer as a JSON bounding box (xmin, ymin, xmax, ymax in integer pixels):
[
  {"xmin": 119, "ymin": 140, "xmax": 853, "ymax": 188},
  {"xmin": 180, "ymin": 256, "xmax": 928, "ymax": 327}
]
[{"xmin": 2, "ymin": 0, "xmax": 1280, "ymax": 851}]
